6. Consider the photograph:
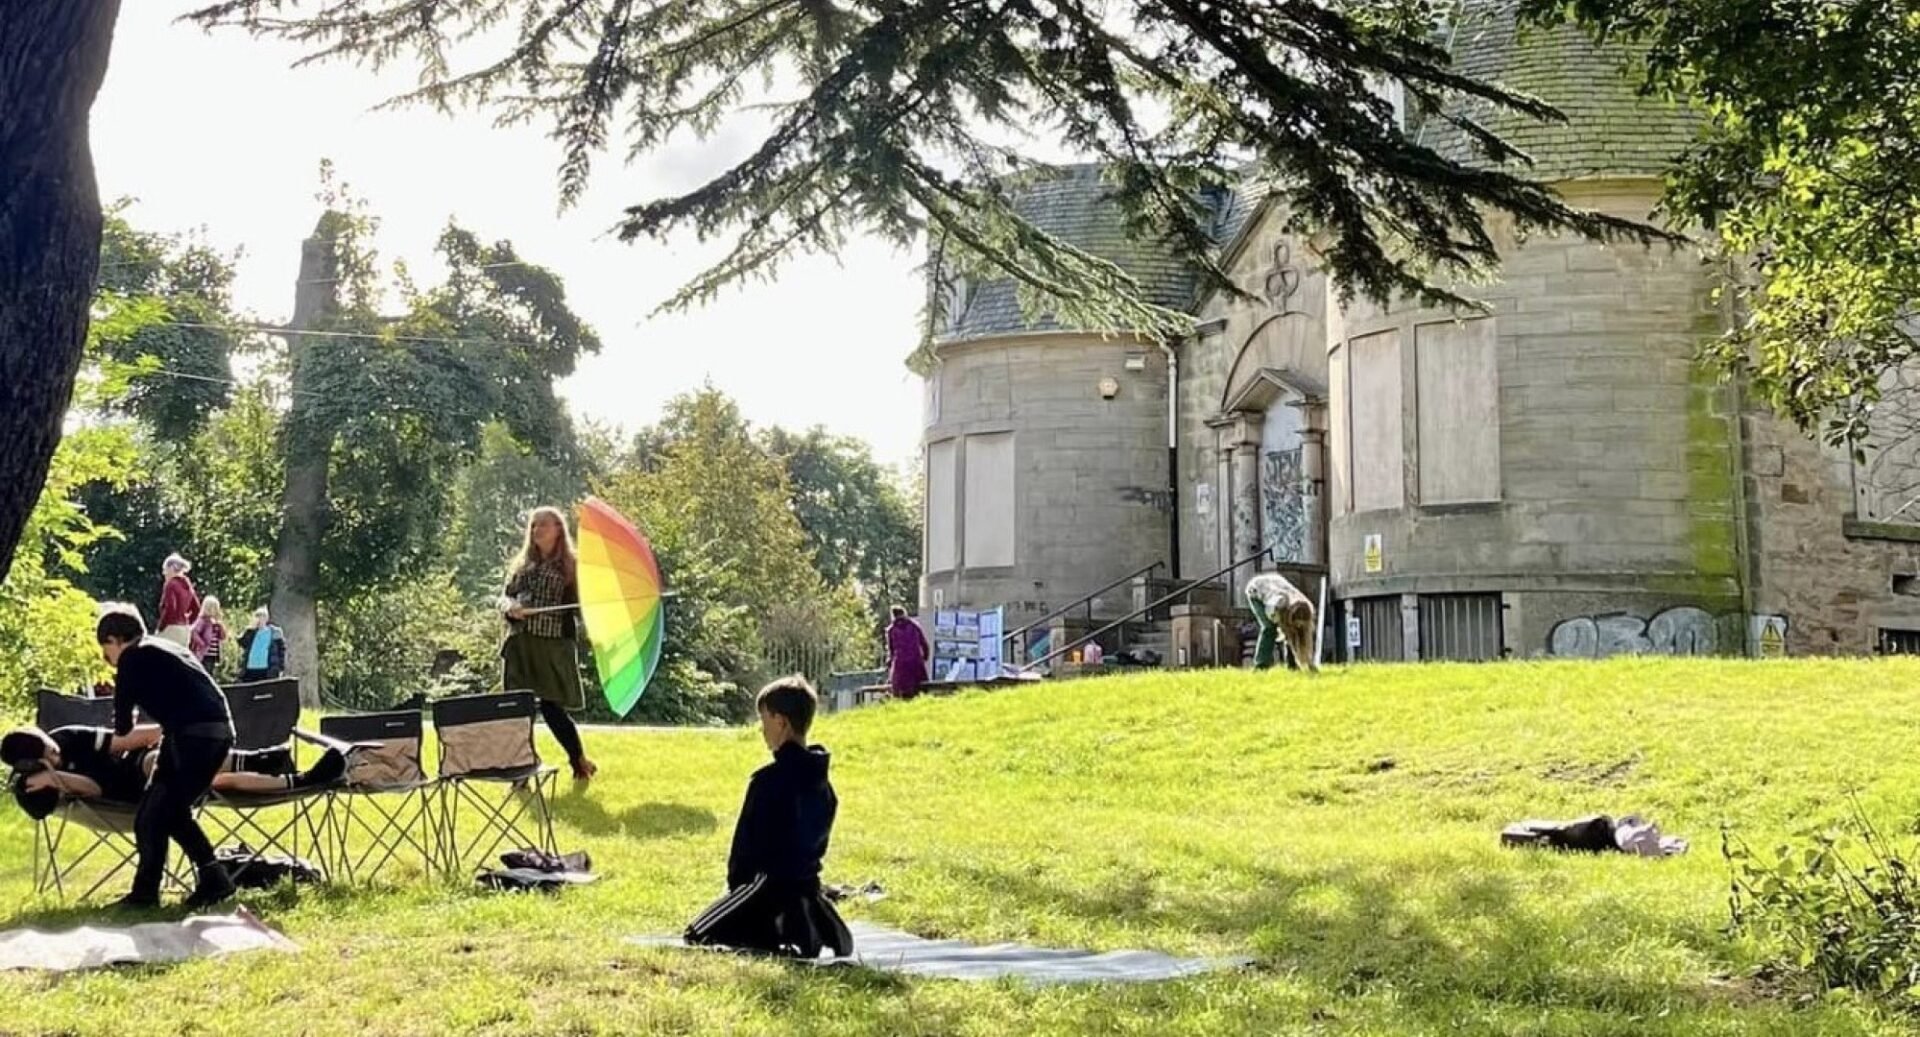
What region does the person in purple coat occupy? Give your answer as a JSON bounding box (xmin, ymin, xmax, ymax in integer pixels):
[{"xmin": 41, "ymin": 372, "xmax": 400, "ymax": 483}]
[{"xmin": 884, "ymin": 606, "xmax": 931, "ymax": 700}]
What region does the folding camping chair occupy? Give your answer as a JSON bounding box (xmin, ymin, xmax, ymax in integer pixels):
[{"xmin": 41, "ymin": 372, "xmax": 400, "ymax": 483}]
[
  {"xmin": 319, "ymin": 709, "xmax": 438, "ymax": 882},
  {"xmin": 26, "ymin": 690, "xmax": 192, "ymax": 901},
  {"xmin": 431, "ymin": 692, "xmax": 557, "ymax": 877},
  {"xmin": 200, "ymin": 678, "xmax": 337, "ymax": 883}
]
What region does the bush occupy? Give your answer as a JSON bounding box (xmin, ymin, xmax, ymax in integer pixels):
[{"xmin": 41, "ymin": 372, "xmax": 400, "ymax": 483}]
[
  {"xmin": 1725, "ymin": 806, "xmax": 1920, "ymax": 1009},
  {"xmin": 319, "ymin": 572, "xmax": 500, "ymax": 711}
]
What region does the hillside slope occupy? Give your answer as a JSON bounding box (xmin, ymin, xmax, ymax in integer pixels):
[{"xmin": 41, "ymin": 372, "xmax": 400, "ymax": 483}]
[{"xmin": 2, "ymin": 659, "xmax": 1917, "ymax": 1035}]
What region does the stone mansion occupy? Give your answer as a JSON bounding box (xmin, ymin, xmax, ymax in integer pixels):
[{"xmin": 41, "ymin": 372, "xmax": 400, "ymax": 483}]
[{"xmin": 915, "ymin": 0, "xmax": 1920, "ymax": 664}]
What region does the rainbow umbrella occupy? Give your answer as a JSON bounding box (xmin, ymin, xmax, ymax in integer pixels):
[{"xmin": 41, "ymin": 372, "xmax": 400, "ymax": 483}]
[{"xmin": 575, "ymin": 497, "xmax": 665, "ymax": 717}]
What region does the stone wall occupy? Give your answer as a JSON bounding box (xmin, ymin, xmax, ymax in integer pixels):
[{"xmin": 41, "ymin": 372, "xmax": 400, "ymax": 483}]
[
  {"xmin": 1326, "ymin": 180, "xmax": 1745, "ymax": 658},
  {"xmin": 1178, "ymin": 206, "xmax": 1330, "ymax": 583},
  {"xmin": 1744, "ymin": 403, "xmax": 1920, "ymax": 654},
  {"xmin": 920, "ymin": 332, "xmax": 1172, "ymax": 628}
]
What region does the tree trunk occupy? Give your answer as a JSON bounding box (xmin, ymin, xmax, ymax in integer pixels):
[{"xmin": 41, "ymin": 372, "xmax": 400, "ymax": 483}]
[
  {"xmin": 271, "ymin": 227, "xmax": 339, "ymax": 709},
  {"xmin": 0, "ymin": 1, "xmax": 124, "ymax": 582}
]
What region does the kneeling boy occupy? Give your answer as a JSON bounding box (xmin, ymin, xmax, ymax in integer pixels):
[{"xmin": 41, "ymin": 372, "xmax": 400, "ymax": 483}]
[{"xmin": 685, "ymin": 676, "xmax": 852, "ymax": 958}]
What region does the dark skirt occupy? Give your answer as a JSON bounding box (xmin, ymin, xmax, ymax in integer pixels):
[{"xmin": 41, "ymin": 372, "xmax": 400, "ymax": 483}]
[
  {"xmin": 684, "ymin": 876, "xmax": 854, "ymax": 959},
  {"xmin": 502, "ymin": 633, "xmax": 586, "ymax": 711}
]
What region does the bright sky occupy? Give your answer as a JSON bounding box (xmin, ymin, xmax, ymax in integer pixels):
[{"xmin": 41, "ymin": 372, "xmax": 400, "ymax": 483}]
[{"xmin": 92, "ymin": 6, "xmax": 928, "ymax": 465}]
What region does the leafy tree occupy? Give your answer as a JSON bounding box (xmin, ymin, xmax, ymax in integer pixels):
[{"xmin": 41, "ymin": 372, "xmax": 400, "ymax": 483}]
[
  {"xmin": 1521, "ymin": 0, "xmax": 1920, "ymax": 448},
  {"xmin": 445, "ymin": 421, "xmax": 588, "ymax": 603},
  {"xmin": 0, "ymin": 296, "xmax": 155, "ymax": 708},
  {"xmin": 187, "ymin": 0, "xmax": 1669, "ymax": 337},
  {"xmin": 762, "ymin": 426, "xmax": 920, "ymax": 622},
  {"xmin": 596, "ymin": 387, "xmax": 868, "ymax": 722},
  {"xmin": 3, "ymin": 0, "xmax": 1676, "ymax": 587},
  {"xmin": 96, "ymin": 207, "xmax": 240, "ymax": 441},
  {"xmin": 267, "ymin": 174, "xmax": 600, "ymax": 703},
  {"xmin": 318, "ymin": 569, "xmax": 501, "ymax": 710}
]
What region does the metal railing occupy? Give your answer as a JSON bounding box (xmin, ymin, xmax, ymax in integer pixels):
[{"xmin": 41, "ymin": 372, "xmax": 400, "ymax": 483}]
[
  {"xmin": 999, "ymin": 560, "xmax": 1164, "ymax": 666},
  {"xmin": 1021, "ymin": 546, "xmax": 1315, "ymax": 674}
]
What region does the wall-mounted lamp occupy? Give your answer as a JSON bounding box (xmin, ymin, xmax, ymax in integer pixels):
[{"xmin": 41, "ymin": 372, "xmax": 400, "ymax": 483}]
[
  {"xmin": 1097, "ymin": 376, "xmax": 1120, "ymax": 400},
  {"xmin": 1123, "ymin": 353, "xmax": 1148, "ymax": 371}
]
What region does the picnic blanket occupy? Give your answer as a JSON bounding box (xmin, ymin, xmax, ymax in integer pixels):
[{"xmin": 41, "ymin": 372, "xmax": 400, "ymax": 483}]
[
  {"xmin": 0, "ymin": 907, "xmax": 296, "ymax": 972},
  {"xmin": 631, "ymin": 921, "xmax": 1251, "ymax": 983}
]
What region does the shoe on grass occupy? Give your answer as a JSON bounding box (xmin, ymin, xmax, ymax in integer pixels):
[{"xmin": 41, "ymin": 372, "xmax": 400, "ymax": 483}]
[{"xmin": 183, "ymin": 864, "xmax": 236, "ymax": 909}]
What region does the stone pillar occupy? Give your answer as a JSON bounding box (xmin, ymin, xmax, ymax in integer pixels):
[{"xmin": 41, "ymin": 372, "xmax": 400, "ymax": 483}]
[
  {"xmin": 1299, "ymin": 408, "xmax": 1328, "ymax": 566},
  {"xmin": 1229, "ymin": 416, "xmax": 1261, "ymax": 595}
]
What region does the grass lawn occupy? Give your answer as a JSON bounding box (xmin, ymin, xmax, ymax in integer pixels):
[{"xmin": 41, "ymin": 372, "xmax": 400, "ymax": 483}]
[{"xmin": 0, "ymin": 658, "xmax": 1917, "ymax": 1035}]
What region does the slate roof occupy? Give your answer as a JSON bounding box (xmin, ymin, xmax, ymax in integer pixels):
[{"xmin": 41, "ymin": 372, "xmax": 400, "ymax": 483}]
[
  {"xmin": 1420, "ymin": 0, "xmax": 1699, "ymax": 181},
  {"xmin": 939, "ymin": 1, "xmax": 1697, "ymax": 341},
  {"xmin": 939, "ymin": 164, "xmax": 1251, "ymax": 342}
]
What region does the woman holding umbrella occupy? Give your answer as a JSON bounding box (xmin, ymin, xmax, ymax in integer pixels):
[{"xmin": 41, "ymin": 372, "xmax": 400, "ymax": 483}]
[{"xmin": 500, "ymin": 506, "xmax": 598, "ymax": 782}]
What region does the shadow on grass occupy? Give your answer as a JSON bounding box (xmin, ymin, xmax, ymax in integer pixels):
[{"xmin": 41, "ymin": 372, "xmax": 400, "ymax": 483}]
[
  {"xmin": 938, "ymin": 855, "xmax": 1743, "ymax": 1021},
  {"xmin": 552, "ymin": 789, "xmax": 716, "ymax": 840}
]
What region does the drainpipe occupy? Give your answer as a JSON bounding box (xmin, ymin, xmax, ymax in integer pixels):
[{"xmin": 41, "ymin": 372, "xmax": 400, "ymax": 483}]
[
  {"xmin": 1721, "ymin": 254, "xmax": 1757, "ymax": 654},
  {"xmin": 1160, "ymin": 338, "xmax": 1180, "ymax": 581}
]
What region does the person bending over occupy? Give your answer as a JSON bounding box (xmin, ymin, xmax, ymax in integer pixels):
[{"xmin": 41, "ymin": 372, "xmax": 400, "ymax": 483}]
[
  {"xmin": 98, "ymin": 604, "xmax": 238, "ymax": 910},
  {"xmin": 684, "ymin": 676, "xmax": 852, "ymax": 959},
  {"xmin": 1244, "ymin": 572, "xmax": 1320, "ymax": 673}
]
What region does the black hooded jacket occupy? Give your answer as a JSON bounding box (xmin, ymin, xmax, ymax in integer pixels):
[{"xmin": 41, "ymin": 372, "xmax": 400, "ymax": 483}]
[{"xmin": 726, "ymin": 741, "xmax": 837, "ymax": 890}]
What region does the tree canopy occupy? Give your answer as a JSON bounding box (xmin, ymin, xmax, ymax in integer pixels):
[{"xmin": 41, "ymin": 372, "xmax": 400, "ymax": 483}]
[
  {"xmin": 187, "ymin": 0, "xmax": 1663, "ymax": 342},
  {"xmin": 1523, "ymin": 0, "xmax": 1920, "ymax": 448}
]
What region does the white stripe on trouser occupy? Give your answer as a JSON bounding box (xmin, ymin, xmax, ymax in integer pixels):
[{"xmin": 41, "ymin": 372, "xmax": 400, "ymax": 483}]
[{"xmin": 686, "ymin": 875, "xmax": 766, "ymax": 938}]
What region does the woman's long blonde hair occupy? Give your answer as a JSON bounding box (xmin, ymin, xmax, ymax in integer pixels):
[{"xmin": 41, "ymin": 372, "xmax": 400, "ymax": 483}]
[
  {"xmin": 201, "ymin": 596, "xmax": 225, "ymax": 624},
  {"xmin": 511, "ymin": 506, "xmax": 577, "ymax": 578}
]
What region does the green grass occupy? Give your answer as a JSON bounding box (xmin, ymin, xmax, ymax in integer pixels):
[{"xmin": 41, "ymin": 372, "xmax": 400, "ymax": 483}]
[{"xmin": 1, "ymin": 659, "xmax": 1918, "ymax": 1035}]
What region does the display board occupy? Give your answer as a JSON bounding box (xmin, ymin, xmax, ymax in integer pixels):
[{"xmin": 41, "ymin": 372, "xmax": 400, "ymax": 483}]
[{"xmin": 932, "ymin": 607, "xmax": 1004, "ymax": 682}]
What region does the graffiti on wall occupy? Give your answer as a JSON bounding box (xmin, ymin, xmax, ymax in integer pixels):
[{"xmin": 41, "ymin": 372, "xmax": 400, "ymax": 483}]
[
  {"xmin": 1549, "ymin": 608, "xmax": 1716, "ymax": 658},
  {"xmin": 1231, "ymin": 480, "xmax": 1259, "ymax": 567},
  {"xmin": 1261, "ymin": 448, "xmax": 1307, "ymax": 563},
  {"xmin": 1548, "ymin": 608, "xmax": 1790, "ymax": 658}
]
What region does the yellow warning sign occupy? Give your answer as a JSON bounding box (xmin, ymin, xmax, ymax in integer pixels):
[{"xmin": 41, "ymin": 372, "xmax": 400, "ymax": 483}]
[
  {"xmin": 1363, "ymin": 534, "xmax": 1383, "ymax": 574},
  {"xmin": 1757, "ymin": 618, "xmax": 1786, "ymax": 659}
]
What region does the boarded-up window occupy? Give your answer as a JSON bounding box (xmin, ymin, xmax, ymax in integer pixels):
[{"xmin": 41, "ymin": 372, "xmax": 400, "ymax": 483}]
[
  {"xmin": 963, "ymin": 432, "xmax": 1016, "ymax": 567},
  {"xmin": 1328, "ymin": 344, "xmax": 1349, "ymax": 514},
  {"xmin": 926, "ymin": 439, "xmax": 958, "ymax": 572},
  {"xmin": 1349, "ymin": 330, "xmax": 1404, "ymax": 512},
  {"xmin": 1852, "ymin": 361, "xmax": 1920, "ymax": 524},
  {"xmin": 1415, "ymin": 319, "xmax": 1501, "ymax": 504}
]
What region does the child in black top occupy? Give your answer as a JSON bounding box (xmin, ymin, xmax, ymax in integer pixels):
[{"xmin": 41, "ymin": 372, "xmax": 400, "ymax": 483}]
[
  {"xmin": 685, "ymin": 676, "xmax": 852, "ymax": 958},
  {"xmin": 98, "ymin": 603, "xmax": 237, "ymax": 909}
]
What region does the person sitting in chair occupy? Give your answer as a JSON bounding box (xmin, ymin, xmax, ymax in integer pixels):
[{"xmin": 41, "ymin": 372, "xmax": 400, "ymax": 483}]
[
  {"xmin": 4, "ymin": 725, "xmax": 349, "ymax": 822},
  {"xmin": 2, "ymin": 724, "xmax": 349, "ymax": 821}
]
